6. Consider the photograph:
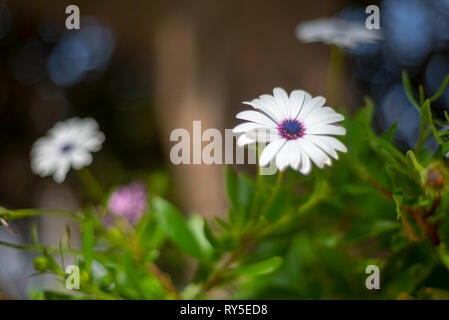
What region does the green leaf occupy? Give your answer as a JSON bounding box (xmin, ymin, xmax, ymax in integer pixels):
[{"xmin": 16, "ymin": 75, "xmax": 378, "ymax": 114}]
[
  {"xmin": 82, "ymin": 219, "xmax": 94, "ymax": 271},
  {"xmin": 421, "ymin": 99, "xmax": 445, "ymax": 145},
  {"xmin": 152, "ymin": 197, "xmax": 209, "ymax": 262},
  {"xmin": 356, "ymin": 98, "xmax": 374, "ymax": 127},
  {"xmin": 298, "ymin": 177, "xmax": 330, "ymax": 214},
  {"xmin": 234, "ymin": 256, "xmax": 283, "ymax": 276},
  {"xmin": 137, "ymin": 213, "xmax": 166, "ymax": 251},
  {"xmin": 225, "ymin": 166, "xmax": 238, "ymax": 210},
  {"xmin": 444, "ymin": 110, "xmax": 449, "ymax": 122},
  {"xmin": 187, "ymin": 215, "xmax": 214, "ymax": 261},
  {"xmin": 405, "ymin": 150, "xmax": 424, "ymax": 174},
  {"xmin": 228, "ymin": 173, "xmax": 254, "ymax": 227},
  {"xmin": 204, "ymin": 220, "xmax": 220, "ymax": 249},
  {"xmin": 441, "ymin": 142, "xmax": 449, "ymax": 158},
  {"xmin": 386, "ymin": 166, "xmax": 421, "ymax": 198},
  {"xmin": 381, "ymin": 121, "xmax": 398, "ymax": 143},
  {"xmin": 419, "ymin": 85, "xmax": 425, "ymax": 105},
  {"xmin": 392, "ymin": 193, "xmax": 403, "ymax": 219},
  {"xmin": 237, "ymin": 174, "xmax": 254, "ymax": 213},
  {"xmin": 0, "ymin": 208, "xmax": 79, "ymax": 222},
  {"xmin": 430, "ymin": 73, "xmax": 449, "ymax": 103},
  {"xmin": 402, "ymin": 71, "xmax": 420, "ymax": 111},
  {"xmin": 214, "ymin": 216, "xmax": 231, "ymax": 230},
  {"xmin": 264, "ymin": 189, "xmax": 288, "ymax": 222},
  {"xmin": 368, "ymin": 135, "xmax": 406, "ymax": 170}
]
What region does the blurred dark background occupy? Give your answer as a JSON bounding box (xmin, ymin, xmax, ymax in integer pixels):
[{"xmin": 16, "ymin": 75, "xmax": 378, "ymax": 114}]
[{"xmin": 1, "ymin": 0, "xmax": 449, "ymax": 298}]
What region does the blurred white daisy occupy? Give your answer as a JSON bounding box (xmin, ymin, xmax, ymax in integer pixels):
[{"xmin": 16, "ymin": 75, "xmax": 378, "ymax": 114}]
[
  {"xmin": 31, "ymin": 117, "xmax": 105, "ymax": 183},
  {"xmin": 233, "ymin": 87, "xmax": 347, "ymax": 174},
  {"xmin": 295, "ymin": 18, "xmax": 382, "ymax": 49}
]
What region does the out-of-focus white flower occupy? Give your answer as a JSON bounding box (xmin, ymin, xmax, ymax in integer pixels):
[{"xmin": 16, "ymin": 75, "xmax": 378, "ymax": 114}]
[
  {"xmin": 31, "ymin": 117, "xmax": 105, "ymax": 183},
  {"xmin": 233, "ymin": 87, "xmax": 347, "ymax": 174},
  {"xmin": 296, "ymin": 18, "xmax": 382, "ymax": 49}
]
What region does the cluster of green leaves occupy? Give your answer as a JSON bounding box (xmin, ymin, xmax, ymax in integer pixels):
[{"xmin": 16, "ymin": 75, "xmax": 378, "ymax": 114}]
[{"xmin": 2, "ymin": 73, "xmax": 449, "ymax": 299}]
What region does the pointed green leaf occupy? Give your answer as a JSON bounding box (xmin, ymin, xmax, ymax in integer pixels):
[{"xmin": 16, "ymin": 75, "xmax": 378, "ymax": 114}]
[
  {"xmin": 368, "ymin": 135, "xmax": 406, "ymax": 170},
  {"xmin": 234, "ymin": 256, "xmax": 283, "ymax": 276},
  {"xmin": 381, "ymin": 121, "xmax": 398, "ymax": 142},
  {"xmin": 152, "ymin": 197, "xmax": 209, "ymax": 262},
  {"xmin": 392, "ymin": 193, "xmax": 403, "ymax": 219},
  {"xmin": 386, "ymin": 166, "xmax": 421, "ymax": 197},
  {"xmin": 405, "ymin": 150, "xmax": 424, "ymax": 174},
  {"xmin": 421, "ymin": 99, "xmax": 445, "ymax": 145},
  {"xmin": 402, "ymin": 71, "xmax": 420, "ymax": 111},
  {"xmin": 430, "ymin": 73, "xmax": 449, "ymax": 102}
]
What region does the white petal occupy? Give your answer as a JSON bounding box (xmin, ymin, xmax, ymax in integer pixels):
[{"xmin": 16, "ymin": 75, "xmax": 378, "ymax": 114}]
[
  {"xmin": 261, "ymin": 94, "xmax": 289, "ymax": 120},
  {"xmin": 306, "ymin": 124, "xmax": 346, "ymax": 136},
  {"xmin": 275, "ymin": 146, "xmax": 290, "ymax": 172},
  {"xmin": 243, "ymin": 99, "xmax": 282, "ymax": 123},
  {"xmin": 259, "ymin": 139, "xmax": 286, "ymax": 167},
  {"xmin": 298, "ymin": 138, "xmax": 330, "ymax": 169},
  {"xmin": 236, "ymin": 110, "xmax": 277, "ymax": 128},
  {"xmin": 246, "ymin": 128, "xmax": 281, "ymax": 142},
  {"xmin": 232, "ymin": 122, "xmax": 269, "ymax": 133},
  {"xmin": 53, "ymin": 161, "xmax": 70, "ymax": 183},
  {"xmin": 237, "ymin": 134, "xmax": 256, "ymax": 146},
  {"xmin": 284, "ymin": 140, "xmax": 301, "ymax": 170},
  {"xmin": 314, "ymin": 136, "xmax": 347, "ymax": 153},
  {"xmin": 304, "ymin": 111, "xmax": 344, "ymax": 127},
  {"xmin": 297, "ymin": 96, "xmax": 326, "ymax": 122},
  {"xmin": 289, "ymin": 90, "xmax": 308, "ymax": 120},
  {"xmin": 71, "ymin": 151, "xmax": 92, "ymax": 169},
  {"xmin": 297, "ymin": 144, "xmax": 312, "ymax": 175},
  {"xmin": 303, "ymin": 135, "xmax": 338, "ymax": 159},
  {"xmin": 273, "ymin": 87, "xmax": 291, "ymax": 118}
]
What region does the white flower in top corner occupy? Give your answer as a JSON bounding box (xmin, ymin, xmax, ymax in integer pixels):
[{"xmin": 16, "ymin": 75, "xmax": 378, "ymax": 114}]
[
  {"xmin": 233, "ymin": 87, "xmax": 347, "ymax": 174},
  {"xmin": 31, "ymin": 117, "xmax": 105, "ymax": 183},
  {"xmin": 295, "ymin": 18, "xmax": 382, "ymax": 49}
]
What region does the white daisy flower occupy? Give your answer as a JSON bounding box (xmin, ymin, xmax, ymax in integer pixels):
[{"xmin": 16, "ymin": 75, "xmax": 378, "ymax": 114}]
[
  {"xmin": 295, "ymin": 18, "xmax": 382, "ymax": 49},
  {"xmin": 233, "ymin": 87, "xmax": 347, "ymax": 174},
  {"xmin": 31, "ymin": 117, "xmax": 105, "ymax": 183}
]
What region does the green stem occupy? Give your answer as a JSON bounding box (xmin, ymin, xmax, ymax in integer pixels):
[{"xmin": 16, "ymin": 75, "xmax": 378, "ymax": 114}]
[
  {"xmin": 259, "ymin": 170, "xmax": 285, "ymax": 218},
  {"xmin": 198, "ymin": 169, "xmax": 285, "ymax": 298},
  {"xmin": 419, "ymin": 85, "xmax": 425, "ymax": 106},
  {"xmin": 327, "ymin": 44, "xmax": 345, "ymax": 107},
  {"xmin": 248, "ymin": 145, "xmax": 264, "ymax": 220},
  {"xmin": 77, "ymin": 167, "xmax": 103, "ymax": 202},
  {"xmin": 1, "ymin": 208, "xmax": 81, "ymax": 222},
  {"xmin": 415, "ymin": 124, "xmax": 428, "ymax": 152}
]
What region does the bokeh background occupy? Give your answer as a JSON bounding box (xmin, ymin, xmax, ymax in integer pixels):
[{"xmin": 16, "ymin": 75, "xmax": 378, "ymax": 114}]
[{"xmin": 1, "ymin": 0, "xmax": 449, "ymax": 298}]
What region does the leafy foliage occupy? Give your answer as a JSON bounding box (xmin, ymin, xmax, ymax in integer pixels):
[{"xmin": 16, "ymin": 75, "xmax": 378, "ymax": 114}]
[{"xmin": 2, "ymin": 72, "xmax": 449, "ymax": 300}]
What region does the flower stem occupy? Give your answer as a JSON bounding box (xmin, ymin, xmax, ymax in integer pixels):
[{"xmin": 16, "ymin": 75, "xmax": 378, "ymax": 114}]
[
  {"xmin": 327, "ymin": 44, "xmax": 345, "ymax": 107},
  {"xmin": 77, "ymin": 167, "xmax": 103, "ymax": 202},
  {"xmin": 248, "ymin": 145, "xmax": 264, "ymax": 220}
]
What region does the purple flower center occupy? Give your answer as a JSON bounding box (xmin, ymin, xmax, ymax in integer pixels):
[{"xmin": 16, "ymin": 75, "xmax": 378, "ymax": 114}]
[{"xmin": 278, "ymin": 119, "xmax": 305, "ymax": 140}]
